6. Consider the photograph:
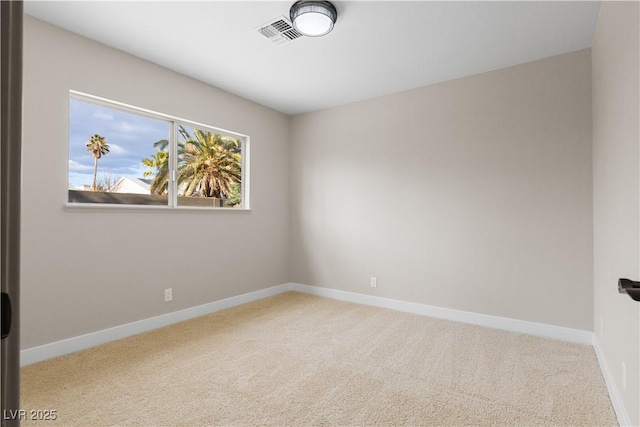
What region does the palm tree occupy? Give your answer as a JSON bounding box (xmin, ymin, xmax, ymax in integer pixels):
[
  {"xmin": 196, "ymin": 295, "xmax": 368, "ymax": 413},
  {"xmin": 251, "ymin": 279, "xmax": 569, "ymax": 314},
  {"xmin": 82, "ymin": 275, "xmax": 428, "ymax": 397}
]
[
  {"xmin": 177, "ymin": 126, "xmax": 241, "ymax": 199},
  {"xmin": 225, "ymin": 182, "xmax": 242, "ymax": 206},
  {"xmin": 86, "ymin": 134, "xmax": 110, "ymax": 191},
  {"xmin": 142, "ymin": 139, "xmax": 170, "ymax": 195}
]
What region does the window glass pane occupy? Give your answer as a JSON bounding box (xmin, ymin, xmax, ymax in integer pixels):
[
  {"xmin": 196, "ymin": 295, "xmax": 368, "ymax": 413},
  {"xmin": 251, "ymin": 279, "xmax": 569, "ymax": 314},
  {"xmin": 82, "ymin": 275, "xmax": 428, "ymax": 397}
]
[
  {"xmin": 68, "ymin": 98, "xmax": 171, "ymax": 205},
  {"xmin": 68, "ymin": 95, "xmax": 247, "ymax": 209},
  {"xmin": 176, "ymin": 124, "xmax": 243, "ymax": 208}
]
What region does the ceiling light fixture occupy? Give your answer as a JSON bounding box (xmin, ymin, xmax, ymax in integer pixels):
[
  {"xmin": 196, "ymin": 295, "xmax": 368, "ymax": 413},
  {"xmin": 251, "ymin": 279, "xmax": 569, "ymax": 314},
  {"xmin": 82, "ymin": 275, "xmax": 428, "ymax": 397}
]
[{"xmin": 290, "ymin": 0, "xmax": 338, "ymax": 37}]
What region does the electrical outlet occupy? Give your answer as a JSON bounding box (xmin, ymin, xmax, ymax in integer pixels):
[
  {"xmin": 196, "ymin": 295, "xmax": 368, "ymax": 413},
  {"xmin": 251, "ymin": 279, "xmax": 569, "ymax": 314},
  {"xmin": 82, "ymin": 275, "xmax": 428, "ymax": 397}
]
[
  {"xmin": 370, "ymin": 277, "xmax": 377, "ymax": 288},
  {"xmin": 164, "ymin": 288, "xmax": 173, "ymax": 302},
  {"xmin": 622, "ymin": 362, "xmax": 627, "ymax": 391}
]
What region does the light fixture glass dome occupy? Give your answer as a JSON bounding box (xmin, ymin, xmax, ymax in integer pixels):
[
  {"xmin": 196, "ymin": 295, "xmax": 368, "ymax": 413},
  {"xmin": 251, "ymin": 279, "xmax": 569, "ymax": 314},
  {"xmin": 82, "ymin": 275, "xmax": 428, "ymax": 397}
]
[{"xmin": 290, "ymin": 1, "xmax": 338, "ymax": 37}]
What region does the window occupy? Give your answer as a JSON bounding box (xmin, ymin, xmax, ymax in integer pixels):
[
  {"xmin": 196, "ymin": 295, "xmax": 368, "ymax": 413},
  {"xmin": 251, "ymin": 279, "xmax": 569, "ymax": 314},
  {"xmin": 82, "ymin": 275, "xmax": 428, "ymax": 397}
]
[{"xmin": 68, "ymin": 92, "xmax": 248, "ymax": 209}]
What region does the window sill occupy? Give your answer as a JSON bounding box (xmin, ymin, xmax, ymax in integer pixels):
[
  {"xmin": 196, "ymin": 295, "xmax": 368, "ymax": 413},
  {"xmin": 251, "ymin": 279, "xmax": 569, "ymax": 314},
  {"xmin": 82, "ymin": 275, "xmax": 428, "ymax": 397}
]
[{"xmin": 64, "ymin": 203, "xmax": 251, "ymax": 213}]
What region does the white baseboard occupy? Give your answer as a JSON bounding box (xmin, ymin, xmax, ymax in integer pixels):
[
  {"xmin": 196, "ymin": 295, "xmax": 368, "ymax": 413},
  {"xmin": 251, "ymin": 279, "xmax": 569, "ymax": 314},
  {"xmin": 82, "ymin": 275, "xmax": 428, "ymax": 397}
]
[
  {"xmin": 593, "ymin": 336, "xmax": 631, "ymax": 426},
  {"xmin": 21, "ymin": 282, "xmax": 592, "ymax": 363},
  {"xmin": 290, "ymin": 283, "xmax": 593, "ymax": 345},
  {"xmin": 20, "ymin": 283, "xmax": 293, "ymax": 366}
]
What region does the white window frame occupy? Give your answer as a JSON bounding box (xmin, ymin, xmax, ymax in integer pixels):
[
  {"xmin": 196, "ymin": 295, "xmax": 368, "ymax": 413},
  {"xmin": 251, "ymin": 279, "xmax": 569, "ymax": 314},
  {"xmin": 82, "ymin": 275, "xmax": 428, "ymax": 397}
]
[{"xmin": 66, "ymin": 91, "xmax": 250, "ymax": 212}]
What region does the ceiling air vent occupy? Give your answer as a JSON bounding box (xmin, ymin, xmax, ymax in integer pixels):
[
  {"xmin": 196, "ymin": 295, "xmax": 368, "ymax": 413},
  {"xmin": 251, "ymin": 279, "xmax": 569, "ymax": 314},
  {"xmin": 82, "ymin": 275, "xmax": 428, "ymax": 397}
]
[{"xmin": 256, "ymin": 16, "xmax": 303, "ymax": 44}]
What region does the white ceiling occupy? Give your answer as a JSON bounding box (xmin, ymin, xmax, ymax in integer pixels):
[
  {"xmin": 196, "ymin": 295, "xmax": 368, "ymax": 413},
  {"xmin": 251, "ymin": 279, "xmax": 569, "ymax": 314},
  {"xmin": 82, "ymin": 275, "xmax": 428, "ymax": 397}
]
[{"xmin": 24, "ymin": 1, "xmax": 601, "ymax": 115}]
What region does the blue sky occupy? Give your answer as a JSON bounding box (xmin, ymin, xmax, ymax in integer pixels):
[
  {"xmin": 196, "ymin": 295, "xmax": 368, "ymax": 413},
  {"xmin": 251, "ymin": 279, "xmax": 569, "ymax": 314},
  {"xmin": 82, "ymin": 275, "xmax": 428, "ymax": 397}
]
[{"xmin": 68, "ymin": 99, "xmax": 170, "ymax": 188}]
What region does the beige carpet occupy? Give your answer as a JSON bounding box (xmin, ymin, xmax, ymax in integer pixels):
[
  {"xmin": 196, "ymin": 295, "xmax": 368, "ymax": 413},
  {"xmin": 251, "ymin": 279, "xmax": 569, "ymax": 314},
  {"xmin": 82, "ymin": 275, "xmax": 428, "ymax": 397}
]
[{"xmin": 22, "ymin": 292, "xmax": 617, "ymax": 426}]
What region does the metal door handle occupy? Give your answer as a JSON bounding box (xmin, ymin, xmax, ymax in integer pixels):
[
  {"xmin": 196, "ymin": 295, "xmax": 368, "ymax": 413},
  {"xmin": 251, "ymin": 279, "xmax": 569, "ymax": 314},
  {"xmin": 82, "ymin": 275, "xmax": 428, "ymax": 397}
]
[{"xmin": 618, "ymin": 278, "xmax": 640, "ymax": 301}]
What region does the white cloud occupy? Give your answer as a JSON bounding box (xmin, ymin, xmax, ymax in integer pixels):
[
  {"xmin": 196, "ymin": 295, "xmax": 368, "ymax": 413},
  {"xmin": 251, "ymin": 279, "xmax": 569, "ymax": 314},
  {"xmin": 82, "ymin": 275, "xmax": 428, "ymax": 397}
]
[
  {"xmin": 119, "ymin": 121, "xmax": 134, "ymax": 132},
  {"xmin": 92, "ymin": 111, "xmax": 114, "ymax": 121},
  {"xmin": 109, "ymin": 143, "xmax": 128, "ymax": 155},
  {"xmin": 68, "ymin": 159, "xmax": 93, "ymax": 171}
]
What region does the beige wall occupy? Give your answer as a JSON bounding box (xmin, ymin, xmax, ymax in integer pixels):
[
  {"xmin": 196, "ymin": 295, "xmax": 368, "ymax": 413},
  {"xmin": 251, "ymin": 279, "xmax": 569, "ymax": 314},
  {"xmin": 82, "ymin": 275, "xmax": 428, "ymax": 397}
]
[
  {"xmin": 21, "ymin": 11, "xmax": 640, "ymax": 421},
  {"xmin": 21, "ymin": 17, "xmax": 290, "ymax": 349},
  {"xmin": 290, "ymin": 50, "xmax": 593, "ymax": 330},
  {"xmin": 592, "ymin": 1, "xmax": 640, "ymax": 424}
]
